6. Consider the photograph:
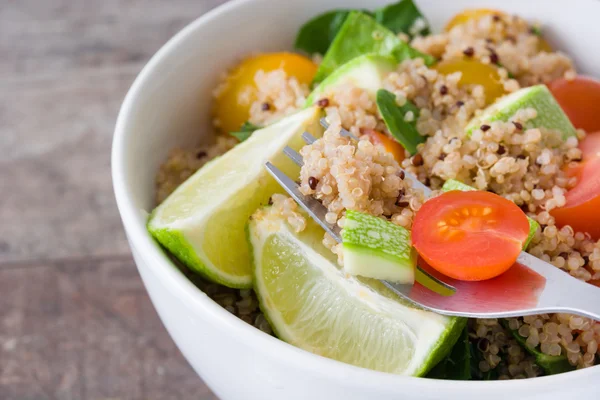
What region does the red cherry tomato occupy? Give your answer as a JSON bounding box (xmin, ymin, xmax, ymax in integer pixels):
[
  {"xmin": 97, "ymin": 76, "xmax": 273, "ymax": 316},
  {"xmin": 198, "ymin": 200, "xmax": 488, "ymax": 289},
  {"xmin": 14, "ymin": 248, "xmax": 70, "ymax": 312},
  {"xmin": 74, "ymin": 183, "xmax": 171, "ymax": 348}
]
[
  {"xmin": 412, "ymin": 191, "xmax": 530, "ymax": 281},
  {"xmin": 550, "ymin": 131, "xmax": 600, "ymax": 240},
  {"xmin": 547, "ymin": 76, "xmax": 600, "ymax": 133}
]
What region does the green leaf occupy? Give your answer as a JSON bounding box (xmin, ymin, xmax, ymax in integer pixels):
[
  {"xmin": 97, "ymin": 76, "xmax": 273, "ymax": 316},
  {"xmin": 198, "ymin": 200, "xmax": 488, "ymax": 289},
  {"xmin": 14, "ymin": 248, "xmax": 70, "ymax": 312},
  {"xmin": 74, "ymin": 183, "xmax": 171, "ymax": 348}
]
[
  {"xmin": 500, "ymin": 319, "xmax": 576, "ymax": 375},
  {"xmin": 530, "ymin": 25, "xmax": 542, "ymax": 36},
  {"xmin": 294, "ymin": 10, "xmax": 352, "ymax": 56},
  {"xmin": 376, "ymin": 89, "xmax": 423, "ymax": 155},
  {"xmin": 468, "ymin": 340, "xmax": 500, "ymax": 380},
  {"xmin": 294, "ymin": 1, "xmax": 430, "ymax": 56},
  {"xmin": 312, "ymin": 12, "xmax": 434, "ymax": 84},
  {"xmin": 427, "ymin": 327, "xmax": 471, "ymax": 380},
  {"xmin": 230, "ymin": 121, "xmax": 261, "ymax": 142},
  {"xmin": 374, "ymin": 0, "xmax": 430, "ymax": 37}
]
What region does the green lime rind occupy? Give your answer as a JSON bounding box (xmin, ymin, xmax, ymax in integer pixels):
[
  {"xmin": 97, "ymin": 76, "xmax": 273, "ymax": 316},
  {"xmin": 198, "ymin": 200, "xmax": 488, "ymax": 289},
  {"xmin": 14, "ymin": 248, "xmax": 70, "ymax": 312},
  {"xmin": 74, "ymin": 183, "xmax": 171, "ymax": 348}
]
[
  {"xmin": 415, "ymin": 316, "xmax": 467, "ymax": 376},
  {"xmin": 500, "ymin": 319, "xmax": 576, "ymax": 375},
  {"xmin": 148, "ymin": 107, "xmax": 323, "ymax": 289},
  {"xmin": 466, "ymin": 85, "xmax": 576, "ymax": 139},
  {"xmin": 249, "ymin": 206, "xmax": 466, "ymax": 376},
  {"xmin": 306, "ymin": 54, "xmax": 397, "ymax": 107},
  {"xmin": 149, "ymin": 221, "xmax": 251, "ymax": 288},
  {"xmin": 441, "ymin": 179, "xmax": 540, "ymax": 250}
]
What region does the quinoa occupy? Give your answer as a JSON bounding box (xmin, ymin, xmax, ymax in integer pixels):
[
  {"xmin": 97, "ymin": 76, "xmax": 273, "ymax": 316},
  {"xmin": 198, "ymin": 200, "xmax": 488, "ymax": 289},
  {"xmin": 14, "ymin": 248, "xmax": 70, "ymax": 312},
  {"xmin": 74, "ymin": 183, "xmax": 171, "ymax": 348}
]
[
  {"xmin": 411, "ymin": 13, "xmax": 575, "ymax": 87},
  {"xmin": 155, "ymin": 8, "xmax": 599, "ymax": 379},
  {"xmin": 247, "ymin": 68, "xmax": 310, "ymax": 126}
]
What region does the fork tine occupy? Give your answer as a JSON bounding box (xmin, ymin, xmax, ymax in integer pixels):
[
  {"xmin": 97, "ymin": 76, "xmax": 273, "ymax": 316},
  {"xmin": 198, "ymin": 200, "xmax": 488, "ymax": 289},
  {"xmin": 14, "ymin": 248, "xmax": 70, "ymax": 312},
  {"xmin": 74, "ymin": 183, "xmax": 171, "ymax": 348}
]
[
  {"xmin": 319, "ymin": 118, "xmax": 359, "ymax": 140},
  {"xmin": 265, "ymin": 162, "xmax": 342, "ymax": 242},
  {"xmin": 283, "ymin": 146, "xmax": 303, "ymax": 166},
  {"xmin": 319, "ymin": 117, "xmax": 330, "ymax": 130},
  {"xmin": 302, "ymin": 131, "xmax": 316, "ymax": 145}
]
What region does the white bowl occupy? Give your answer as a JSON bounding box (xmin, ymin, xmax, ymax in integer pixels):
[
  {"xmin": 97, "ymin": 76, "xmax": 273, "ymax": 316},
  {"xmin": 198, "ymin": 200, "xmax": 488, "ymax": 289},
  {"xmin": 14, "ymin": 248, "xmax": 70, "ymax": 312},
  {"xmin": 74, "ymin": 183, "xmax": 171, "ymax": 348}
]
[{"xmin": 112, "ymin": 0, "xmax": 600, "ymax": 398}]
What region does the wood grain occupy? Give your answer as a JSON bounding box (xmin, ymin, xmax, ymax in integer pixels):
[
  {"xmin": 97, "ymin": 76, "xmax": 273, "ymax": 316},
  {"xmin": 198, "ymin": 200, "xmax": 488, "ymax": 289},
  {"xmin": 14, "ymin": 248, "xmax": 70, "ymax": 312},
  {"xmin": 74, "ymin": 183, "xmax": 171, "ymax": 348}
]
[
  {"xmin": 0, "ymin": 258, "xmax": 219, "ymax": 400},
  {"xmin": 0, "ymin": 0, "xmax": 228, "ymax": 398},
  {"xmin": 0, "ymin": 0, "xmax": 225, "ymax": 264}
]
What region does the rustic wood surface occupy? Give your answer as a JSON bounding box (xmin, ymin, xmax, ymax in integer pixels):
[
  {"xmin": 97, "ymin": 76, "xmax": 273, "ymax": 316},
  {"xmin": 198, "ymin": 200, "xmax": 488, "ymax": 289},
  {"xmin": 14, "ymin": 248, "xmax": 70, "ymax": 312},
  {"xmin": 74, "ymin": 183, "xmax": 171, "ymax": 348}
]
[{"xmin": 0, "ymin": 1, "xmax": 228, "ymax": 398}]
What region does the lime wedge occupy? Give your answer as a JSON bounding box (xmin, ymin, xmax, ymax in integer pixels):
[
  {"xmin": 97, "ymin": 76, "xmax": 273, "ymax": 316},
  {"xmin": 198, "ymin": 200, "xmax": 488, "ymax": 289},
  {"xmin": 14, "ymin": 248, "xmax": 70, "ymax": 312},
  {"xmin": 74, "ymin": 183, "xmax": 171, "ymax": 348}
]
[
  {"xmin": 148, "ymin": 107, "xmax": 323, "ymax": 288},
  {"xmin": 466, "ymin": 85, "xmax": 576, "ymax": 138},
  {"xmin": 249, "ymin": 207, "xmax": 466, "ymax": 375}
]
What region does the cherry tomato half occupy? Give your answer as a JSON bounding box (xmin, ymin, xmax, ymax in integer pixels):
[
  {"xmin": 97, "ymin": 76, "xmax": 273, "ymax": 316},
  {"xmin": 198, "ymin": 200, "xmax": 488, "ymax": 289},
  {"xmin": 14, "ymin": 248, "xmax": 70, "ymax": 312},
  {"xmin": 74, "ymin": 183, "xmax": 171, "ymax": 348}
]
[
  {"xmin": 551, "ymin": 131, "xmax": 600, "ymax": 240},
  {"xmin": 444, "ymin": 9, "xmax": 505, "ymax": 32},
  {"xmin": 547, "ymin": 76, "xmax": 600, "ymax": 133},
  {"xmin": 214, "ymin": 52, "xmax": 317, "ymax": 133},
  {"xmin": 412, "ymin": 191, "xmax": 530, "ymax": 281},
  {"xmin": 362, "ymin": 129, "xmax": 406, "ymax": 164},
  {"xmin": 434, "ymin": 59, "xmax": 505, "ymax": 105}
]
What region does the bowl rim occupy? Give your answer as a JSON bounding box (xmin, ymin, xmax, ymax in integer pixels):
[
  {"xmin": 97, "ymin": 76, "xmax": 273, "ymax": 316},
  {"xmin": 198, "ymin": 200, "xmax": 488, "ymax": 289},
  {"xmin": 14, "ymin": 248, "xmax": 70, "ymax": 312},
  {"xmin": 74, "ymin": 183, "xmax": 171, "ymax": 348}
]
[{"xmin": 112, "ymin": 0, "xmax": 599, "ymax": 391}]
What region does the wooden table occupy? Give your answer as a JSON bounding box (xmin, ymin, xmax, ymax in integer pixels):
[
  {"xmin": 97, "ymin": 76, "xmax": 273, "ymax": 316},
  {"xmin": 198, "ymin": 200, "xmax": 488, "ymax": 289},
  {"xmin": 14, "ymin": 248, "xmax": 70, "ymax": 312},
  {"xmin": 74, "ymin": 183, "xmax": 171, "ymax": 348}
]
[{"xmin": 0, "ymin": 1, "xmax": 227, "ymax": 398}]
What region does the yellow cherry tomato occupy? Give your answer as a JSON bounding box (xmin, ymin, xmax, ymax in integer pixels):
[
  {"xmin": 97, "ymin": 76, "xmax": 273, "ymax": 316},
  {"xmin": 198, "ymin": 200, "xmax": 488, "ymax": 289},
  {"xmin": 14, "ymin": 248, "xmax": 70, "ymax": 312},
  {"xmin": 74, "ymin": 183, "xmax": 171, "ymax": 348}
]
[
  {"xmin": 214, "ymin": 52, "xmax": 317, "ymax": 133},
  {"xmin": 434, "ymin": 58, "xmax": 505, "ymax": 104},
  {"xmin": 363, "ymin": 129, "xmax": 406, "ymax": 164},
  {"xmin": 444, "ymin": 8, "xmax": 506, "ymax": 32},
  {"xmin": 537, "ymin": 37, "xmax": 553, "ymax": 52}
]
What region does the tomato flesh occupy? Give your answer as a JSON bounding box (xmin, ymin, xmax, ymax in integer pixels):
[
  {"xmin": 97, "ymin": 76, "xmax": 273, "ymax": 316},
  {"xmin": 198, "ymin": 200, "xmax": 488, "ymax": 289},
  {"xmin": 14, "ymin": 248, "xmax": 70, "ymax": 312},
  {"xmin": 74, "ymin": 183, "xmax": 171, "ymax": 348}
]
[
  {"xmin": 214, "ymin": 52, "xmax": 317, "ymax": 133},
  {"xmin": 445, "ymin": 9, "xmax": 505, "ymax": 32},
  {"xmin": 362, "ymin": 129, "xmax": 406, "ymax": 164},
  {"xmin": 412, "ymin": 191, "xmax": 530, "ymax": 281},
  {"xmin": 550, "ymin": 131, "xmax": 600, "ymax": 240},
  {"xmin": 547, "ymin": 76, "xmax": 600, "ymax": 133},
  {"xmin": 434, "ymin": 59, "xmax": 505, "ymax": 105}
]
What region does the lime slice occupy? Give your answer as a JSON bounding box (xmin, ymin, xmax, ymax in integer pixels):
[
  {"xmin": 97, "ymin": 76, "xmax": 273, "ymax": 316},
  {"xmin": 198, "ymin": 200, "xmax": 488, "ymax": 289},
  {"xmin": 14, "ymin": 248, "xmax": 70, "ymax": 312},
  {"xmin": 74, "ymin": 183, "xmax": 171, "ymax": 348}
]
[
  {"xmin": 148, "ymin": 107, "xmax": 323, "ymax": 288},
  {"xmin": 441, "ymin": 179, "xmax": 539, "ymax": 249},
  {"xmin": 466, "ymin": 85, "xmax": 576, "ymax": 139},
  {"xmin": 249, "ymin": 207, "xmax": 466, "ymax": 375}
]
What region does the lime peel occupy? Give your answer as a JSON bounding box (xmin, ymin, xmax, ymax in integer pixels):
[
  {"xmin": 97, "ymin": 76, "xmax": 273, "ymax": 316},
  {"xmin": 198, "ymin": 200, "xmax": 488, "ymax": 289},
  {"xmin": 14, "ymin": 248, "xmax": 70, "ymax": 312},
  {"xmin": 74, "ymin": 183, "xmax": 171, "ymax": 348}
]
[
  {"xmin": 249, "ymin": 207, "xmax": 466, "ymax": 375},
  {"xmin": 148, "ymin": 107, "xmax": 323, "ymax": 288}
]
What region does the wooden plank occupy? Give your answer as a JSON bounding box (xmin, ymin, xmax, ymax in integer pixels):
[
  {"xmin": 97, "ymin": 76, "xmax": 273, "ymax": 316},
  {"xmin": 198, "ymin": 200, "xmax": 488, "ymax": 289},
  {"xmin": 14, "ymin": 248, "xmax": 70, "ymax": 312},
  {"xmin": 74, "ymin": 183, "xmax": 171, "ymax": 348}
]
[
  {"xmin": 0, "ymin": 0, "xmax": 225, "ymax": 264},
  {"xmin": 0, "ymin": 258, "xmax": 219, "ymax": 400},
  {"xmin": 1, "ymin": 0, "xmax": 230, "ymax": 397}
]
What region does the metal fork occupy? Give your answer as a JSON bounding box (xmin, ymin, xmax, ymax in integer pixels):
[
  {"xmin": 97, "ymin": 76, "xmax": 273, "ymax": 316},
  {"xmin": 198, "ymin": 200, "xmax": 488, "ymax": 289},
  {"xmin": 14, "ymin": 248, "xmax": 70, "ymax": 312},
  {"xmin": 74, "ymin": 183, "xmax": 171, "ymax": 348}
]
[{"xmin": 265, "ymin": 119, "xmax": 600, "ymax": 320}]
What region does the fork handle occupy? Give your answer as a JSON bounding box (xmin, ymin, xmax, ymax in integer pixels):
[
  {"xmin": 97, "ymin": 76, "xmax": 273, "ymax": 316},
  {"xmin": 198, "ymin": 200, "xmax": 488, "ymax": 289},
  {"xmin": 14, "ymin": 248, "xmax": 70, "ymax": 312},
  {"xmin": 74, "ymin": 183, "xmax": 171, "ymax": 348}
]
[
  {"xmin": 546, "ymin": 273, "xmax": 600, "ymax": 320},
  {"xmin": 517, "ymin": 251, "xmax": 600, "ymax": 320}
]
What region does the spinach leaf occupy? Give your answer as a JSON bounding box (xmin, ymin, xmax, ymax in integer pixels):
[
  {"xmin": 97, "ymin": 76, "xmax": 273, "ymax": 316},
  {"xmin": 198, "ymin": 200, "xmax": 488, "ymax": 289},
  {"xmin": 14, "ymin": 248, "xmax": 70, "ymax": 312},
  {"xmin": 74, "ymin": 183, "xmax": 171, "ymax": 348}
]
[
  {"xmin": 230, "ymin": 121, "xmax": 261, "ymax": 142},
  {"xmin": 427, "ymin": 327, "xmax": 471, "ymax": 380},
  {"xmin": 374, "ymin": 0, "xmax": 430, "ymax": 37},
  {"xmin": 500, "ymin": 319, "xmax": 575, "ymax": 375},
  {"xmin": 530, "ymin": 25, "xmax": 542, "ymax": 36},
  {"xmin": 294, "ymin": 0, "xmax": 430, "ymax": 56},
  {"xmin": 295, "ymin": 10, "xmax": 352, "ymax": 56},
  {"xmin": 468, "ymin": 340, "xmax": 500, "ymax": 380},
  {"xmin": 376, "ymin": 89, "xmax": 423, "ymax": 155},
  {"xmin": 313, "ymin": 12, "xmax": 434, "ymax": 84}
]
